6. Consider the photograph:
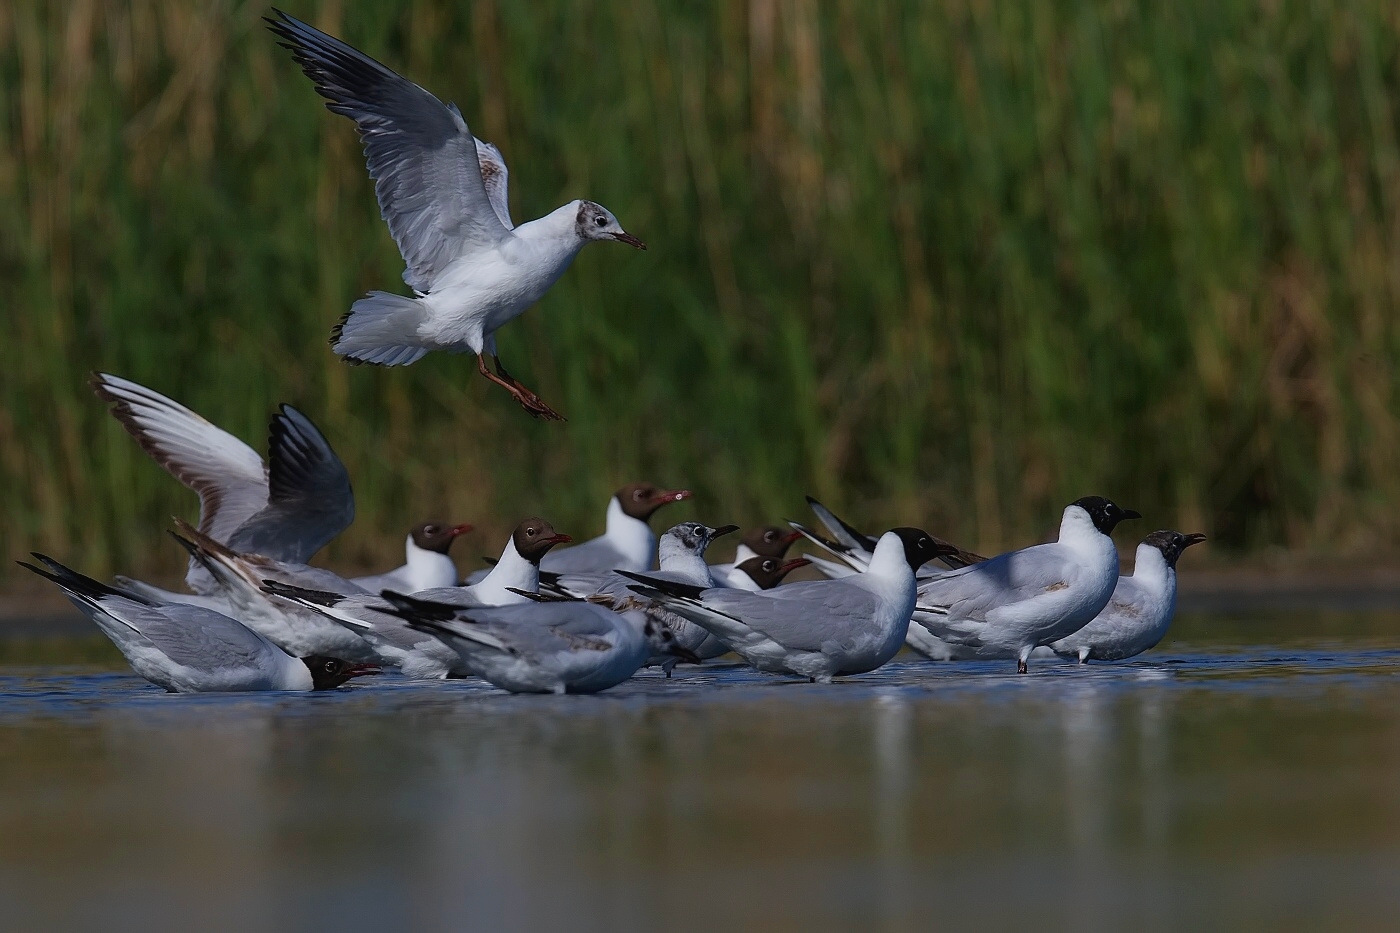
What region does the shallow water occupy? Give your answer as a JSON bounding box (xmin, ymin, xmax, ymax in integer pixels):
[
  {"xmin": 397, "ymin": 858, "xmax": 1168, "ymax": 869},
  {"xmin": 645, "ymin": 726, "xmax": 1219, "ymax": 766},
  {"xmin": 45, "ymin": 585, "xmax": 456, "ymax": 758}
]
[{"xmin": 3, "ymin": 610, "xmax": 1400, "ymax": 932}]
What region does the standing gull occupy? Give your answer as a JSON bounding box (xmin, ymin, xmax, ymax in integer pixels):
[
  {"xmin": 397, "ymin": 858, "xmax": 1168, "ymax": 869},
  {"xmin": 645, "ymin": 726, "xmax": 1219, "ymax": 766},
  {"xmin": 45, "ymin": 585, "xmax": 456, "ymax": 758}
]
[
  {"xmin": 911, "ymin": 496, "xmax": 1140, "ymax": 673},
  {"xmin": 267, "ymin": 10, "xmax": 645, "ymax": 420},
  {"xmin": 1047, "ymin": 530, "xmax": 1206, "ymax": 662}
]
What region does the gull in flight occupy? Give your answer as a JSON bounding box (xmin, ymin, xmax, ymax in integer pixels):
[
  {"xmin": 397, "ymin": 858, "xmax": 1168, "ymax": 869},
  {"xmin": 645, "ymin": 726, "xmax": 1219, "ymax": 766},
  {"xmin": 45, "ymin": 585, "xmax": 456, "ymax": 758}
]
[{"xmin": 267, "ymin": 10, "xmax": 645, "ymax": 420}]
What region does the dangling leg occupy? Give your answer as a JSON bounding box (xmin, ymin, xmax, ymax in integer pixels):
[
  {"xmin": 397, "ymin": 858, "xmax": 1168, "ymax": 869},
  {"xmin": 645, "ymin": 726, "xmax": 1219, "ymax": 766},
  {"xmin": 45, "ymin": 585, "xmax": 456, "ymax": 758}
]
[{"xmin": 474, "ymin": 349, "xmax": 565, "ymax": 421}]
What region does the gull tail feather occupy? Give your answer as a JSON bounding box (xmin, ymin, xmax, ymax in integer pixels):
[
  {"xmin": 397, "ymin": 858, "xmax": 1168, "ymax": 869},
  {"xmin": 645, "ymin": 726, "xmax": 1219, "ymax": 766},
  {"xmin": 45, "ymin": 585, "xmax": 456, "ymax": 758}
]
[{"xmin": 330, "ymin": 292, "xmax": 430, "ymax": 366}]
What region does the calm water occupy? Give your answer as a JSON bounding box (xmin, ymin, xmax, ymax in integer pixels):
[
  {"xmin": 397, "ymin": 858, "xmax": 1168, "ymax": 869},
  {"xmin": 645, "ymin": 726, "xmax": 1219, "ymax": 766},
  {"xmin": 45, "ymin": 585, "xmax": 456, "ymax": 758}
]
[{"xmin": 3, "ymin": 610, "xmax": 1400, "ymax": 932}]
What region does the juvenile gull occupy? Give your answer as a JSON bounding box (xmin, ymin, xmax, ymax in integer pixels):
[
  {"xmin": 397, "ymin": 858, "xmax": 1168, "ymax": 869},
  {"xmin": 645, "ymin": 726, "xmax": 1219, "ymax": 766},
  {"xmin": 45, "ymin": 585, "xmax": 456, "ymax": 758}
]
[{"xmin": 267, "ymin": 10, "xmax": 645, "ymax": 420}]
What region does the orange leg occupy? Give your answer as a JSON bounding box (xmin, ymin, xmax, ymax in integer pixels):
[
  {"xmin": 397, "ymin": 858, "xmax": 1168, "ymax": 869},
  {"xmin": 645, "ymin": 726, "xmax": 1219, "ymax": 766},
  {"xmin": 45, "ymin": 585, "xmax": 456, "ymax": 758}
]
[{"xmin": 476, "ymin": 353, "xmax": 565, "ymax": 421}]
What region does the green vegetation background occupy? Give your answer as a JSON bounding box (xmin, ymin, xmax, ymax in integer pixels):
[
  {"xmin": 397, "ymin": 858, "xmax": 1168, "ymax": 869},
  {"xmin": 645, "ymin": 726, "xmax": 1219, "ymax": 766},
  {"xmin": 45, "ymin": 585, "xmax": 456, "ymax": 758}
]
[{"xmin": 4, "ymin": 0, "xmax": 1400, "ymax": 579}]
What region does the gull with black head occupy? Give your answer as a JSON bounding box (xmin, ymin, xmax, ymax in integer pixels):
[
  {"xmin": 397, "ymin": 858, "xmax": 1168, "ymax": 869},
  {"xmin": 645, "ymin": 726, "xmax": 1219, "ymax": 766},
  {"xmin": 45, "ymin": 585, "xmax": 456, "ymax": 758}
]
[
  {"xmin": 21, "ymin": 555, "xmax": 377, "ymax": 693},
  {"xmin": 264, "ymin": 518, "xmax": 571, "ymax": 679},
  {"xmin": 911, "ymin": 496, "xmax": 1141, "ymax": 673},
  {"xmin": 267, "ymin": 10, "xmax": 645, "ymax": 420},
  {"xmin": 708, "ymin": 525, "xmax": 804, "ymax": 590},
  {"xmin": 467, "ymin": 483, "xmax": 691, "ymax": 583},
  {"xmin": 1047, "ymin": 530, "xmax": 1206, "ymax": 662},
  {"xmin": 351, "ymin": 520, "xmax": 474, "ymax": 593}
]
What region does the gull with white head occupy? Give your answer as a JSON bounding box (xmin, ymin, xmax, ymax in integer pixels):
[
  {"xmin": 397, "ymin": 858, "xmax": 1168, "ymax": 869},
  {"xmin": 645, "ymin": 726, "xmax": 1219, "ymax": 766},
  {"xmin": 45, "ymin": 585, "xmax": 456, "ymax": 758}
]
[{"xmin": 267, "ymin": 10, "xmax": 646, "ymax": 420}]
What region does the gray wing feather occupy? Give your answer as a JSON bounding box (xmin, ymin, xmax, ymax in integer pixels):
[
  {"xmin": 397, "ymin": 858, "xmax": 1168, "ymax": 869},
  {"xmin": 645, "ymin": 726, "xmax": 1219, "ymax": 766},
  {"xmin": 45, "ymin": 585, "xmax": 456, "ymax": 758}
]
[
  {"xmin": 126, "ymin": 603, "xmax": 284, "ymax": 673},
  {"xmin": 916, "ymin": 545, "xmax": 1078, "ymax": 620},
  {"xmin": 270, "ymin": 12, "xmax": 508, "ymax": 292},
  {"xmin": 694, "ymin": 581, "xmax": 881, "ymax": 652}
]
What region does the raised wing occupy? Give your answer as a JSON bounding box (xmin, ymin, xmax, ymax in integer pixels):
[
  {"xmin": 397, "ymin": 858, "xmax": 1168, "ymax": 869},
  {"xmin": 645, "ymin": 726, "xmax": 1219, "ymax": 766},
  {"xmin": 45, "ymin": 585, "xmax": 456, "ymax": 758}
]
[
  {"xmin": 268, "ymin": 11, "xmax": 510, "ymax": 292},
  {"xmin": 473, "ymin": 137, "xmax": 513, "ymax": 231},
  {"xmin": 227, "ymin": 405, "xmax": 354, "ymax": 562},
  {"xmin": 93, "ymin": 372, "xmax": 269, "ymax": 546}
]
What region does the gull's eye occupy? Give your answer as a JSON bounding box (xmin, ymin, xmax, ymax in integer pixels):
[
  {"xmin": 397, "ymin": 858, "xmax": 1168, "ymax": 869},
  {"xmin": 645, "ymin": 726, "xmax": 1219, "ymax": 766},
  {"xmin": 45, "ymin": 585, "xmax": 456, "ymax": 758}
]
[
  {"xmin": 634, "ymin": 489, "xmax": 646, "ymax": 500},
  {"xmin": 526, "ymin": 527, "xmax": 537, "ymax": 537},
  {"xmin": 323, "ymin": 660, "xmax": 338, "ymax": 673},
  {"xmin": 595, "ymin": 215, "xmax": 607, "ymax": 227},
  {"xmin": 424, "ymin": 525, "xmax": 438, "ymax": 534},
  {"xmin": 763, "ymin": 560, "xmax": 776, "ymax": 572}
]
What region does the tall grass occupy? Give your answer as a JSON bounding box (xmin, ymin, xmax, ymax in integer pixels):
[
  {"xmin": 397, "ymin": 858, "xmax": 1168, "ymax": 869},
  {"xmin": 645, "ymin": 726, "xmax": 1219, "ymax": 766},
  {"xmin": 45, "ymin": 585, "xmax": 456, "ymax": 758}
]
[{"xmin": 3, "ymin": 0, "xmax": 1400, "ymax": 580}]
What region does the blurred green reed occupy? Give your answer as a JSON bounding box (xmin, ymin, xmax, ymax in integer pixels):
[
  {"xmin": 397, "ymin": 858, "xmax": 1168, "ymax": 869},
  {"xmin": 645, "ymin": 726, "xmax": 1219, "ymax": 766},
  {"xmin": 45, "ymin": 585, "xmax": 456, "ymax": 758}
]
[{"xmin": 2, "ymin": 0, "xmax": 1400, "ymax": 581}]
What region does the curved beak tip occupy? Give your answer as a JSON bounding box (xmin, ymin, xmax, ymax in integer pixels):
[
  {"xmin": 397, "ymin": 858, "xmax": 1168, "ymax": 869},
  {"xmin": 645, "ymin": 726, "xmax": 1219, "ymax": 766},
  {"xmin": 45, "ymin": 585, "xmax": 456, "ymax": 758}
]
[
  {"xmin": 549, "ymin": 534, "xmax": 573, "ymax": 545},
  {"xmin": 659, "ymin": 489, "xmax": 693, "ymax": 503},
  {"xmin": 711, "ymin": 524, "xmax": 740, "ymax": 538},
  {"xmin": 1123, "ymin": 509, "xmax": 1143, "ymax": 520},
  {"xmin": 612, "ymin": 232, "xmax": 647, "ymax": 250},
  {"xmin": 450, "ymin": 524, "xmax": 474, "ymax": 536}
]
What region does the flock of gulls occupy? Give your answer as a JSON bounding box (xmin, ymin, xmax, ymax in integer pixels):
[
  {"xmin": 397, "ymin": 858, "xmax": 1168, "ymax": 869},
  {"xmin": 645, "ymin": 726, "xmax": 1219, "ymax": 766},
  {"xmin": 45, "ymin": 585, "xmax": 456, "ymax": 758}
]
[{"xmin": 22, "ymin": 11, "xmax": 1205, "ymax": 695}]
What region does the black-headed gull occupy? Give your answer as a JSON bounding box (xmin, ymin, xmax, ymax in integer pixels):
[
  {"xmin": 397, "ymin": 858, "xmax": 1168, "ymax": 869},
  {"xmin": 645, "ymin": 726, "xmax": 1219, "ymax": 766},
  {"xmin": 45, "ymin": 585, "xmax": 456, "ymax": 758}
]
[
  {"xmin": 351, "ymin": 520, "xmax": 473, "ymax": 592},
  {"xmin": 92, "ymin": 372, "xmax": 353, "ymax": 598},
  {"xmin": 466, "ymin": 483, "xmax": 690, "ymax": 583},
  {"xmin": 267, "ymin": 10, "xmax": 645, "ymax": 420},
  {"xmin": 708, "ymin": 525, "xmax": 802, "ymax": 589},
  {"xmin": 376, "ymin": 592, "xmax": 699, "ymax": 694},
  {"xmin": 1046, "ymin": 530, "xmax": 1205, "ymax": 662},
  {"xmin": 20, "ymin": 555, "xmax": 377, "ymax": 693},
  {"xmin": 621, "ymin": 529, "xmax": 955, "ymax": 682},
  {"xmin": 910, "ymin": 496, "xmax": 1140, "ymax": 673},
  {"xmin": 262, "ymin": 518, "xmax": 571, "ymax": 679}
]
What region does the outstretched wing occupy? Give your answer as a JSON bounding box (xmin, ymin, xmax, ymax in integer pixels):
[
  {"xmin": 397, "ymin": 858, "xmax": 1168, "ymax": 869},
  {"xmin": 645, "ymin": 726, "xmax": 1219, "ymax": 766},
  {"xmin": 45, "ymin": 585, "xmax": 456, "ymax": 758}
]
[
  {"xmin": 268, "ymin": 10, "xmax": 510, "ymax": 292},
  {"xmin": 92, "ymin": 372, "xmax": 269, "ymax": 547},
  {"xmin": 227, "ymin": 405, "xmax": 355, "ymax": 563}
]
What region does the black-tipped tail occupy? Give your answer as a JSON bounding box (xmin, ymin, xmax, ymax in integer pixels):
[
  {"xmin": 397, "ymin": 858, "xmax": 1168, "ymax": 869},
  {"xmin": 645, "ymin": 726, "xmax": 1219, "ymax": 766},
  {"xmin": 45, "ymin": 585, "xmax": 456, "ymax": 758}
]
[
  {"xmin": 613, "ymin": 570, "xmax": 707, "ymax": 601},
  {"xmin": 261, "ymin": 579, "xmax": 347, "ymax": 606},
  {"xmin": 18, "ymin": 554, "xmax": 155, "ymax": 606}
]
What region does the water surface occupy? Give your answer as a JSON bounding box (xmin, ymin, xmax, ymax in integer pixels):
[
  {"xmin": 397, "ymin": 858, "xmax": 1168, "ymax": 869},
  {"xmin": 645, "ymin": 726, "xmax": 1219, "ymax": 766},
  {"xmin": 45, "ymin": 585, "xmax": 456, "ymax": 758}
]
[{"xmin": 2, "ymin": 610, "xmax": 1399, "ymax": 931}]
